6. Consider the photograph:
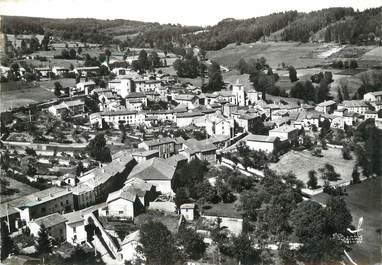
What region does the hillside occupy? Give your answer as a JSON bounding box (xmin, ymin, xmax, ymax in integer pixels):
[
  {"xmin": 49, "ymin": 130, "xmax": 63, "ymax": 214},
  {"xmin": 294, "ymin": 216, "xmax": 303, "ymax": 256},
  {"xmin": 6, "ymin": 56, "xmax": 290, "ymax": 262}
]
[
  {"xmin": 2, "ymin": 7, "xmax": 381, "ymax": 52},
  {"xmin": 0, "ymin": 15, "xmax": 202, "ymax": 47}
]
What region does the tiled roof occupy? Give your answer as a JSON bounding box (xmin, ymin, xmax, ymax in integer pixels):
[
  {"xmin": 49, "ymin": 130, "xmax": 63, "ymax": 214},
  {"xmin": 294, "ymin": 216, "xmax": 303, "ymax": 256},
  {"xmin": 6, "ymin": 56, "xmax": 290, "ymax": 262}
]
[
  {"xmin": 175, "ymin": 94, "xmax": 197, "ymax": 101},
  {"xmin": 126, "ymin": 92, "xmax": 146, "ymax": 98},
  {"xmin": 245, "ymin": 134, "xmax": 277, "ymax": 143},
  {"xmin": 30, "ymin": 213, "xmax": 67, "ymax": 228},
  {"xmin": 317, "ymin": 100, "xmax": 337, "ymax": 107},
  {"xmin": 184, "ymin": 139, "xmax": 217, "ymax": 154},
  {"xmin": 128, "ymin": 158, "xmax": 176, "ymax": 181},
  {"xmin": 341, "ymin": 100, "xmax": 368, "ymax": 108}
]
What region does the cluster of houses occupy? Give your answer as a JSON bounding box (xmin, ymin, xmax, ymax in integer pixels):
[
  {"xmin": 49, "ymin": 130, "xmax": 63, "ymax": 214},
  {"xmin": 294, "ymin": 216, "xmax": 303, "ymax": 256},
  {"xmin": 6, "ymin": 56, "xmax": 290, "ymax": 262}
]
[{"xmin": 2, "ymin": 61, "xmax": 382, "ymax": 264}]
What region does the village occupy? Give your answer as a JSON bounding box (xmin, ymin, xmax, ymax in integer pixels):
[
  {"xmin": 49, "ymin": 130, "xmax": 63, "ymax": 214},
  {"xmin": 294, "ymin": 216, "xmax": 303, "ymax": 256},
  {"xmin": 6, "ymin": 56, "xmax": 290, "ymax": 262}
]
[{"xmin": 0, "ymin": 6, "xmax": 382, "ymax": 265}]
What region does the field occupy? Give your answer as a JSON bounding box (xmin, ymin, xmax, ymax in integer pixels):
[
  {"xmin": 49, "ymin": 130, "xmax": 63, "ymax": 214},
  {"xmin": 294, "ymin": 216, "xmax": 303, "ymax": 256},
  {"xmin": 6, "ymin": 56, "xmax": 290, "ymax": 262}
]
[
  {"xmin": 269, "ymin": 148, "xmax": 355, "ymax": 186},
  {"xmin": 0, "ymin": 81, "xmax": 57, "ymax": 112},
  {"xmin": 202, "ymin": 194, "xmax": 243, "ymax": 218},
  {"xmin": 207, "ymin": 41, "xmax": 337, "ymax": 69},
  {"xmin": 0, "ymin": 177, "xmax": 39, "ymax": 203},
  {"xmin": 313, "ymin": 178, "xmax": 381, "ymax": 265},
  {"xmin": 207, "ymin": 41, "xmax": 382, "ymax": 70}
]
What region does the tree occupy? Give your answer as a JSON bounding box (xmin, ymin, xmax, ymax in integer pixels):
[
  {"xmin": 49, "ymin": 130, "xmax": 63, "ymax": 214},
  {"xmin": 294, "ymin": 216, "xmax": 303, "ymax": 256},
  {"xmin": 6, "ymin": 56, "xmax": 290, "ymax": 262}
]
[
  {"xmin": 342, "ymin": 143, "xmax": 352, "ymax": 160},
  {"xmin": 306, "ymin": 170, "xmax": 318, "ymax": 189},
  {"xmin": 230, "ymin": 233, "xmax": 255, "ymax": 264},
  {"xmin": 351, "ymin": 166, "xmax": 361, "ymax": 184},
  {"xmin": 148, "ymin": 51, "xmax": 161, "ymax": 68},
  {"xmin": 236, "ymin": 58, "xmax": 248, "ymax": 74},
  {"xmin": 174, "ymin": 187, "xmax": 189, "ymax": 209},
  {"xmin": 325, "ymin": 196, "xmax": 352, "ymax": 235},
  {"xmin": 54, "ymin": 81, "xmax": 62, "ymax": 97},
  {"xmin": 21, "ymin": 39, "xmax": 28, "ymax": 54},
  {"xmin": 206, "ymin": 61, "xmax": 224, "ymax": 92},
  {"xmin": 29, "ymin": 37, "xmax": 40, "ymax": 52},
  {"xmin": 319, "ymin": 163, "xmax": 340, "ymax": 181},
  {"xmin": 20, "ymin": 156, "xmax": 37, "ymax": 176},
  {"xmin": 178, "ymin": 227, "xmax": 206, "ymax": 260},
  {"xmin": 35, "ymin": 224, "xmax": 52, "ymax": 254},
  {"xmin": 138, "ymin": 49, "xmax": 149, "ymax": 70},
  {"xmin": 290, "ymin": 201, "xmax": 345, "ymax": 264},
  {"xmin": 86, "ymin": 133, "xmax": 112, "ymax": 162},
  {"xmin": 69, "ymin": 48, "xmax": 77, "ymax": 59},
  {"xmin": 288, "ymin": 65, "xmax": 298, "ymax": 82},
  {"xmin": 41, "ymin": 33, "xmax": 50, "ymax": 51},
  {"xmin": 1, "ymin": 221, "xmax": 15, "ymax": 260},
  {"xmin": 139, "ymin": 220, "xmax": 181, "ymax": 265}
]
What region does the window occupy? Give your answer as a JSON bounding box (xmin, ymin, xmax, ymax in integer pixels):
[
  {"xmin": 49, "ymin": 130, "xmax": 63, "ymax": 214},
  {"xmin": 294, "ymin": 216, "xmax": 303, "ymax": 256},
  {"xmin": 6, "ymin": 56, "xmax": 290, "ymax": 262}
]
[
  {"xmin": 119, "ymin": 211, "xmax": 124, "ymax": 214},
  {"xmin": 41, "ymin": 207, "xmax": 46, "ymax": 213},
  {"xmin": 73, "ymin": 227, "xmax": 76, "ymax": 233},
  {"xmin": 66, "ymin": 200, "xmax": 69, "ymax": 204}
]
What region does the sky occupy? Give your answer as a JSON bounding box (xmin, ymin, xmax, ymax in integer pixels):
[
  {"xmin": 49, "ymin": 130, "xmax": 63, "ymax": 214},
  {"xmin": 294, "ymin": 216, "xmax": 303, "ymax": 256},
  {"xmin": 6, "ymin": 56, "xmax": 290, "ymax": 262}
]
[{"xmin": 0, "ymin": 0, "xmax": 381, "ymax": 26}]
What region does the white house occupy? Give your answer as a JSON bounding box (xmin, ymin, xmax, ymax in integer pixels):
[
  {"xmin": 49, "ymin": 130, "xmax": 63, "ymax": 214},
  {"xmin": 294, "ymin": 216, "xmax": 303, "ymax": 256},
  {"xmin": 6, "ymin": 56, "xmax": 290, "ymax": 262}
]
[
  {"xmin": 76, "ymin": 80, "xmax": 96, "ymax": 95},
  {"xmin": 338, "ymin": 100, "xmax": 369, "ymax": 114},
  {"xmin": 109, "ymin": 78, "xmax": 134, "ymax": 98},
  {"xmin": 176, "ymin": 112, "xmax": 205, "ymax": 127},
  {"xmin": 363, "ymin": 91, "xmax": 382, "ymax": 102},
  {"xmin": 244, "ymin": 134, "xmax": 278, "ymax": 153},
  {"xmin": 180, "ymin": 203, "xmax": 196, "ymax": 221},
  {"xmin": 127, "ymin": 158, "xmax": 176, "ymax": 195},
  {"xmin": 174, "ymin": 94, "xmax": 199, "ymax": 109},
  {"xmin": 100, "ymin": 188, "xmax": 144, "ymax": 220},
  {"xmin": 52, "ymin": 66, "xmax": 69, "ymax": 76},
  {"xmin": 89, "ymin": 110, "xmax": 145, "ymax": 129},
  {"xmin": 48, "ymin": 100, "xmax": 85, "ymax": 116},
  {"xmin": 269, "ymin": 125, "xmax": 299, "ymax": 142}
]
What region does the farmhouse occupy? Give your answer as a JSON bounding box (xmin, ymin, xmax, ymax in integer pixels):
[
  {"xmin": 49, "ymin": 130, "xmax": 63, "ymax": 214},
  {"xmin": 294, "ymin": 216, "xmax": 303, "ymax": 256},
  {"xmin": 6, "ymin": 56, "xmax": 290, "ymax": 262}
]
[
  {"xmin": 48, "ymin": 100, "xmax": 85, "ymax": 116},
  {"xmin": 52, "ymin": 66, "xmax": 69, "ymax": 76},
  {"xmin": 363, "ymin": 91, "xmax": 382, "ymax": 102},
  {"xmin": 77, "ymin": 80, "xmax": 96, "ymax": 94},
  {"xmin": 338, "ymin": 100, "xmax": 369, "ymax": 114},
  {"xmin": 269, "ymin": 125, "xmax": 299, "ymax": 142},
  {"xmin": 14, "ymin": 187, "xmax": 74, "ymax": 223},
  {"xmin": 174, "ymin": 94, "xmax": 199, "ymax": 109},
  {"xmin": 181, "ymin": 138, "xmax": 217, "ymax": 162},
  {"xmin": 99, "ymin": 188, "xmax": 144, "ymax": 220},
  {"xmin": 27, "ymin": 213, "xmax": 67, "ymax": 241},
  {"xmin": 34, "ymin": 67, "xmax": 52, "ymax": 78},
  {"xmin": 74, "ymin": 66, "xmax": 100, "ymax": 77},
  {"xmin": 89, "ymin": 110, "xmax": 145, "ymax": 129},
  {"xmin": 315, "ymin": 100, "xmax": 337, "ymax": 114},
  {"xmin": 138, "ymin": 137, "xmax": 176, "ymax": 158},
  {"xmin": 108, "ymin": 78, "xmax": 134, "ymax": 98},
  {"xmin": 127, "ymin": 158, "xmax": 176, "ymax": 195}
]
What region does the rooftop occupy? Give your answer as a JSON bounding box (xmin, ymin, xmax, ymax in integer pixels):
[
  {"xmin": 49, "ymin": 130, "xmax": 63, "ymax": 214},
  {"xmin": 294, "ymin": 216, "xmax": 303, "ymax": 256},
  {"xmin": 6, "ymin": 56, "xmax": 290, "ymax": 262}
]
[
  {"xmin": 184, "ymin": 138, "xmax": 217, "ymax": 154},
  {"xmin": 30, "ymin": 213, "xmax": 67, "ymax": 228},
  {"xmin": 245, "ymin": 134, "xmax": 277, "ymax": 143},
  {"xmin": 269, "ymin": 125, "xmax": 299, "ymax": 133},
  {"xmin": 128, "ymin": 158, "xmax": 176, "ymax": 181}
]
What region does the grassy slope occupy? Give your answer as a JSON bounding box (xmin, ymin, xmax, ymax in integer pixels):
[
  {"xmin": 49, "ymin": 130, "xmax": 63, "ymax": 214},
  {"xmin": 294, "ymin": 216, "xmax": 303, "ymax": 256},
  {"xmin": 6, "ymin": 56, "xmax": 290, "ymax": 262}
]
[
  {"xmin": 0, "ymin": 177, "xmax": 39, "ymax": 203},
  {"xmin": 313, "ymin": 177, "xmax": 382, "ymax": 264},
  {"xmin": 207, "ymin": 41, "xmax": 334, "ymax": 69},
  {"xmin": 269, "ymin": 149, "xmax": 355, "ymax": 186}
]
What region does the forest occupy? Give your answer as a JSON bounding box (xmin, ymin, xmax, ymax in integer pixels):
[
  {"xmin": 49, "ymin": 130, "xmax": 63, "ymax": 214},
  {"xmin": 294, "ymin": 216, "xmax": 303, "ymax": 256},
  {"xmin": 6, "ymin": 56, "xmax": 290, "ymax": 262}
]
[{"xmin": 1, "ymin": 7, "xmax": 381, "ymax": 50}]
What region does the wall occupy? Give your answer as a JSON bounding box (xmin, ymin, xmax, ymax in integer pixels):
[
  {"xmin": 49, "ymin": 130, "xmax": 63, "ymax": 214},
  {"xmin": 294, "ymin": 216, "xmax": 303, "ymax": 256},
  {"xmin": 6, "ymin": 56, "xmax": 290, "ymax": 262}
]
[
  {"xmin": 66, "ymin": 220, "xmax": 87, "ymax": 245},
  {"xmin": 148, "ymin": 201, "xmax": 176, "ymax": 213},
  {"xmin": 246, "ymin": 140, "xmax": 274, "ymax": 153},
  {"xmin": 146, "ymin": 180, "xmax": 174, "ymax": 195}
]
